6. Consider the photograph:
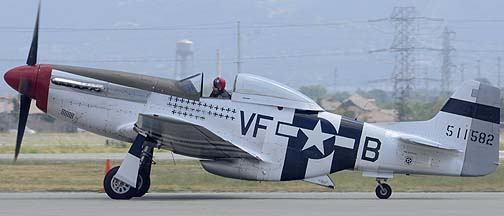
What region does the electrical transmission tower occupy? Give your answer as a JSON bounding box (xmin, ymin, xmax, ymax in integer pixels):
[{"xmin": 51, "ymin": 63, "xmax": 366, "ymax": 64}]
[
  {"xmin": 369, "ymin": 7, "xmax": 442, "ymax": 120},
  {"xmin": 440, "ymin": 27, "xmax": 455, "ymax": 94}
]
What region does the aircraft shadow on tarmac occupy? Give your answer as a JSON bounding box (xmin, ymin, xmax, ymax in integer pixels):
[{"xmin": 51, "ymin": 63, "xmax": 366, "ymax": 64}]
[
  {"xmin": 0, "ymin": 193, "xmax": 475, "ymax": 201},
  {"xmin": 135, "ymin": 194, "xmax": 460, "ymax": 201}
]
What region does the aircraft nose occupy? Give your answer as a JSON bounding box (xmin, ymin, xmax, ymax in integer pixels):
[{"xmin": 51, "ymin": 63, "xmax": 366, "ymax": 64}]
[
  {"xmin": 4, "ymin": 67, "xmax": 21, "ymax": 92},
  {"xmin": 4, "ymin": 65, "xmax": 38, "ymax": 97},
  {"xmin": 4, "ymin": 64, "xmax": 53, "ymax": 112}
]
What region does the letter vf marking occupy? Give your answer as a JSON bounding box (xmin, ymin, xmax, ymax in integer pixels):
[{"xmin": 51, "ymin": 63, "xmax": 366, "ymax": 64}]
[{"xmin": 240, "ymin": 111, "xmax": 274, "ymax": 138}]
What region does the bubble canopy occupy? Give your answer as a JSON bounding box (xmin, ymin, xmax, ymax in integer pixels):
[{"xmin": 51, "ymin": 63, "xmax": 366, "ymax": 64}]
[{"xmin": 232, "ymin": 73, "xmax": 323, "ymax": 111}]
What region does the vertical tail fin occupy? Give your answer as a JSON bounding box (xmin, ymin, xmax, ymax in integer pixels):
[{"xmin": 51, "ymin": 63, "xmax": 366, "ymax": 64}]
[{"xmin": 433, "ymin": 80, "xmax": 500, "ymax": 176}]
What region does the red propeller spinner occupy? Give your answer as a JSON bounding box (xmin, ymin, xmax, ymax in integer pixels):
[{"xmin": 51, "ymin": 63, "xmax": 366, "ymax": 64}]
[{"xmin": 4, "ymin": 65, "xmax": 52, "ymax": 112}]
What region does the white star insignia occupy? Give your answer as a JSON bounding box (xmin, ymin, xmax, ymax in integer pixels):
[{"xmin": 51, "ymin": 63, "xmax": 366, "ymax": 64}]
[{"xmin": 300, "ymin": 120, "xmax": 334, "ymax": 155}]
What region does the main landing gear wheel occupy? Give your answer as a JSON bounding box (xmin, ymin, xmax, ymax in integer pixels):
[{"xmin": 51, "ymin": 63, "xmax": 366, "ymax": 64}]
[
  {"xmin": 104, "ymin": 166, "xmax": 136, "ymax": 200},
  {"xmin": 103, "ymin": 136, "xmax": 155, "ymax": 200},
  {"xmin": 375, "ymin": 183, "xmax": 392, "ymax": 199},
  {"xmin": 103, "ymin": 166, "xmax": 149, "ymax": 200},
  {"xmin": 134, "ymin": 171, "xmax": 151, "ymax": 197}
]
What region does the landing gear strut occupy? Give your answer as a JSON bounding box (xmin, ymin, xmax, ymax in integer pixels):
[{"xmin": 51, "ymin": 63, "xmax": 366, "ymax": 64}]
[
  {"xmin": 135, "ymin": 145, "xmax": 154, "ymax": 197},
  {"xmin": 375, "ymin": 178, "xmax": 392, "ymax": 199},
  {"xmin": 103, "ymin": 134, "xmax": 154, "ymax": 199}
]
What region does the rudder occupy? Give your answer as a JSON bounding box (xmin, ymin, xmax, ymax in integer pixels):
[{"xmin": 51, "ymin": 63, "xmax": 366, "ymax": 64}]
[{"xmin": 436, "ymin": 80, "xmax": 500, "ymax": 176}]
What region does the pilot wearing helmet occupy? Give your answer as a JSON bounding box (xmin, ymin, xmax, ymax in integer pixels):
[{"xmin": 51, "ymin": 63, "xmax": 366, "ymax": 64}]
[{"xmin": 209, "ymin": 77, "xmax": 231, "ymax": 99}]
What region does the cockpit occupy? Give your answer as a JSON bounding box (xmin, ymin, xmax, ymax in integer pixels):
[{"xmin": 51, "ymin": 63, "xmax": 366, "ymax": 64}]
[
  {"xmin": 232, "ymin": 73, "xmax": 322, "ymax": 110},
  {"xmin": 180, "ymin": 73, "xmax": 322, "ymax": 111}
]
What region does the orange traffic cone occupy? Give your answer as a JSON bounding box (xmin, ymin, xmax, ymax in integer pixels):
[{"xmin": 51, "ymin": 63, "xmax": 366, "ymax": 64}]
[{"xmin": 101, "ymin": 159, "xmax": 112, "ymax": 193}]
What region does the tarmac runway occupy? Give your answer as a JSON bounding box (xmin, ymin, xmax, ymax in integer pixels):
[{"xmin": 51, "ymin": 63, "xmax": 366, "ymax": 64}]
[{"xmin": 0, "ymin": 192, "xmax": 502, "ymax": 216}]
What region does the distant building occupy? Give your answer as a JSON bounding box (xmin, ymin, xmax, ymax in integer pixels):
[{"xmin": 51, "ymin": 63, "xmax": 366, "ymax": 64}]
[
  {"xmin": 342, "ymin": 95, "xmax": 380, "ymax": 113},
  {"xmin": 0, "ymin": 96, "xmax": 77, "ymax": 132},
  {"xmin": 27, "ymin": 113, "xmax": 78, "ymax": 132},
  {"xmin": 320, "ymin": 94, "xmax": 397, "ymax": 123},
  {"xmin": 361, "ymin": 110, "xmax": 397, "ymax": 123},
  {"xmin": 0, "ymin": 97, "xmax": 14, "ymax": 113},
  {"xmin": 319, "ymin": 98, "xmax": 341, "ymax": 112}
]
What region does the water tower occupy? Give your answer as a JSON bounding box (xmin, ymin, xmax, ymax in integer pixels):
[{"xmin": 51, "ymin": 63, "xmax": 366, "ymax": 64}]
[{"xmin": 174, "ymin": 39, "xmax": 194, "ymax": 79}]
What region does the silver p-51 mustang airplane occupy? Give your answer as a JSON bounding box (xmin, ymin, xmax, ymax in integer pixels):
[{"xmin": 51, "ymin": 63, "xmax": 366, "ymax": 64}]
[{"xmin": 5, "ymin": 4, "xmax": 500, "ymax": 199}]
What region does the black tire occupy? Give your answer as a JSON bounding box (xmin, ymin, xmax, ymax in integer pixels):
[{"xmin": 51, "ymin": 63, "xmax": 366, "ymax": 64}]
[
  {"xmin": 103, "ymin": 166, "xmax": 137, "ymax": 200},
  {"xmin": 134, "ymin": 171, "xmax": 151, "ymax": 197},
  {"xmin": 375, "ymin": 183, "xmax": 392, "ymax": 199}
]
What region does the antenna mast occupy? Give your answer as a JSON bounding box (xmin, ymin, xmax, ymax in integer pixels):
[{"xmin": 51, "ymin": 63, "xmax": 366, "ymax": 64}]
[
  {"xmin": 236, "ymin": 21, "xmax": 242, "ymax": 74},
  {"xmin": 216, "ymin": 49, "xmax": 222, "ymax": 77}
]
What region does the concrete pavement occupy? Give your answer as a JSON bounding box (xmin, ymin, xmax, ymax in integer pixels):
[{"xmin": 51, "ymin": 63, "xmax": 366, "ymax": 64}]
[{"xmin": 0, "ymin": 192, "xmax": 502, "ymax": 216}]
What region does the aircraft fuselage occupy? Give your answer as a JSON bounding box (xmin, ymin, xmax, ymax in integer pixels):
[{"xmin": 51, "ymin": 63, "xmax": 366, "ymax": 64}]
[{"xmin": 46, "ymin": 75, "xmax": 465, "ymax": 182}]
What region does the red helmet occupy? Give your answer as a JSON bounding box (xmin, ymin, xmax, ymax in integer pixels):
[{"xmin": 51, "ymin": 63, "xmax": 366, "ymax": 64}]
[{"xmin": 213, "ymin": 77, "xmax": 226, "ymax": 90}]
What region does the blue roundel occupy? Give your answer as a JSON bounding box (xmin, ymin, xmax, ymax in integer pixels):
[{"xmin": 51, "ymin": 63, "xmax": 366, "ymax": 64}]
[{"xmin": 286, "ymin": 116, "xmax": 337, "ymax": 159}]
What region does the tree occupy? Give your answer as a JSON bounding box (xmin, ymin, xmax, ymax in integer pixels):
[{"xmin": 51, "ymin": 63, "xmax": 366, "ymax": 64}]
[
  {"xmin": 299, "ymin": 85, "xmax": 327, "ymax": 101},
  {"xmin": 357, "ymin": 89, "xmax": 391, "ymax": 106},
  {"xmin": 328, "ymin": 91, "xmax": 351, "ymax": 102},
  {"xmin": 406, "ymin": 96, "xmax": 447, "ymax": 121},
  {"xmin": 500, "ymin": 95, "xmax": 504, "ymax": 122}
]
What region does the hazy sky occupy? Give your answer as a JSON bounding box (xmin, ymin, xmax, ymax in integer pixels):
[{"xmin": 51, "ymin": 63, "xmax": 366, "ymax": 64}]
[{"xmin": 1, "ymin": 0, "xmax": 504, "ymax": 94}]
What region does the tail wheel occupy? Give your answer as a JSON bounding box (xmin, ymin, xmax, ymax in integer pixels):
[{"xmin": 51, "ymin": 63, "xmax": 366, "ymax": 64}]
[
  {"xmin": 375, "ymin": 183, "xmax": 392, "ymax": 199},
  {"xmin": 103, "ymin": 166, "xmax": 137, "ymax": 200}
]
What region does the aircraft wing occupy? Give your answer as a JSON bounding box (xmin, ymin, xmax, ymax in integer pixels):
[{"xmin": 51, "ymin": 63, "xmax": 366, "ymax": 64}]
[{"xmin": 134, "ymin": 113, "xmax": 261, "ymax": 160}]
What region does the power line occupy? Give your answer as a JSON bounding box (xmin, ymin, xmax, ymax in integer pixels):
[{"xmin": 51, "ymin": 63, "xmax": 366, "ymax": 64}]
[
  {"xmin": 5, "ymin": 18, "xmax": 504, "ymax": 33},
  {"xmin": 0, "ymin": 22, "xmax": 365, "ymax": 33},
  {"xmin": 242, "ymin": 21, "xmax": 369, "ymax": 28},
  {"xmin": 242, "ymin": 51, "xmax": 367, "ymax": 60},
  {"xmin": 458, "ymin": 49, "xmax": 504, "ymax": 53},
  {"xmin": 0, "ymin": 51, "xmax": 369, "ymax": 64},
  {"xmin": 0, "ymin": 23, "xmax": 236, "ymax": 32},
  {"xmin": 447, "ymin": 19, "xmax": 504, "ymax": 23}
]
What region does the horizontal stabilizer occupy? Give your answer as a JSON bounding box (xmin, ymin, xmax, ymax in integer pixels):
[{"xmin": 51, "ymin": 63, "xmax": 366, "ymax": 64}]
[
  {"xmin": 303, "ymin": 175, "xmax": 335, "ymax": 189},
  {"xmin": 393, "ymin": 133, "xmax": 461, "ymax": 151}
]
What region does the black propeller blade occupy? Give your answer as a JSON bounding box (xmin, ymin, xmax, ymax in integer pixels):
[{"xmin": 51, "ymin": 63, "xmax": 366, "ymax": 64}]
[
  {"xmin": 15, "ymin": 95, "xmax": 32, "ymax": 161},
  {"xmin": 15, "ymin": 2, "xmax": 40, "ymax": 161},
  {"xmin": 26, "ymin": 1, "xmax": 41, "ymax": 66}
]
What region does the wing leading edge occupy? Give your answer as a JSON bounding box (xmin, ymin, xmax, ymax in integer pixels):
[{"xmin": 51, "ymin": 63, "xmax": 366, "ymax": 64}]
[{"xmin": 135, "ymin": 113, "xmax": 261, "ymax": 160}]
